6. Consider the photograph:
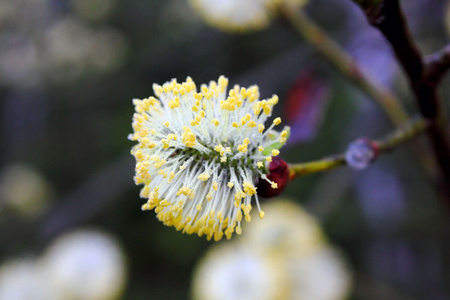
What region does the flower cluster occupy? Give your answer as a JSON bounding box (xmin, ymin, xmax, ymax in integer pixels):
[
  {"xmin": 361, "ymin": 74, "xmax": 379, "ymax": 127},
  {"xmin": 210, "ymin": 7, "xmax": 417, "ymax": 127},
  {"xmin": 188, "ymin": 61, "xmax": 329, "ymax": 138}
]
[{"xmin": 129, "ymin": 76, "xmax": 288, "ymax": 241}]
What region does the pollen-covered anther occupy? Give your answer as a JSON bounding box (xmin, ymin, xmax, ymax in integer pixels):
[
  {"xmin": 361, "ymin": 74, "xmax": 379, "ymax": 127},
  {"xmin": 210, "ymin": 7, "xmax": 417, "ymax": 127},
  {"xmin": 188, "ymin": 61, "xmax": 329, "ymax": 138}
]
[
  {"xmin": 242, "ymin": 181, "xmax": 257, "ymax": 195},
  {"xmin": 257, "ymin": 156, "xmax": 290, "ymax": 198},
  {"xmin": 167, "ymin": 134, "xmax": 177, "ymax": 141},
  {"xmin": 270, "ymin": 95, "xmax": 279, "ymax": 104},
  {"xmin": 134, "ymin": 149, "xmax": 144, "ymax": 160},
  {"xmin": 273, "ymin": 117, "xmax": 281, "ymax": 125},
  {"xmin": 147, "ymin": 141, "xmax": 156, "ymax": 149},
  {"xmin": 181, "ymin": 126, "xmax": 197, "ymax": 147},
  {"xmin": 236, "ymin": 210, "xmax": 243, "ymax": 222},
  {"xmin": 258, "ymin": 124, "xmax": 265, "ymax": 133},
  {"xmin": 236, "ymin": 226, "xmax": 242, "ymax": 235},
  {"xmin": 198, "ymin": 172, "xmax": 211, "ymax": 181},
  {"xmin": 138, "ymin": 128, "xmax": 149, "ymax": 138},
  {"xmin": 153, "ymin": 84, "xmax": 163, "ymax": 95},
  {"xmin": 154, "ymin": 159, "xmax": 167, "ymax": 169},
  {"xmin": 234, "ymin": 191, "xmax": 246, "ymax": 201},
  {"xmin": 168, "ymin": 171, "xmax": 175, "ymax": 183},
  {"xmin": 161, "ymin": 139, "xmax": 170, "ymax": 149},
  {"xmin": 280, "ymin": 130, "xmax": 288, "ymax": 143},
  {"xmin": 237, "ymin": 144, "xmax": 248, "ymax": 153},
  {"xmin": 140, "ymin": 137, "xmax": 150, "ymax": 146},
  {"xmin": 176, "ymin": 187, "xmax": 195, "ymax": 199},
  {"xmin": 190, "ymin": 116, "xmax": 201, "ymax": 127},
  {"xmin": 206, "ymin": 192, "xmax": 213, "ymax": 201},
  {"xmin": 193, "ymin": 92, "xmax": 202, "ymax": 101},
  {"xmin": 168, "ymin": 97, "xmax": 180, "ymax": 109}
]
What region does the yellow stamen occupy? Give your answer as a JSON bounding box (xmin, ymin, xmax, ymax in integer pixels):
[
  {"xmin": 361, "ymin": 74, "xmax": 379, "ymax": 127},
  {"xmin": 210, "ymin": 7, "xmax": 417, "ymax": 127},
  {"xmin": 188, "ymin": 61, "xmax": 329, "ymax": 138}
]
[
  {"xmin": 273, "ymin": 117, "xmax": 281, "ymax": 125},
  {"xmin": 258, "ymin": 124, "xmax": 265, "ymax": 133}
]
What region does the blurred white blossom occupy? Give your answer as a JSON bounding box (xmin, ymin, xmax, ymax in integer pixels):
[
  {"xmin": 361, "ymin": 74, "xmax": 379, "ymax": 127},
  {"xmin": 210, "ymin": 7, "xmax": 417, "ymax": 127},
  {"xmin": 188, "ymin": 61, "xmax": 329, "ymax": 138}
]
[
  {"xmin": 188, "ymin": 0, "xmax": 308, "ymax": 32},
  {"xmin": 288, "ymin": 247, "xmax": 352, "ymax": 300},
  {"xmin": 192, "ymin": 244, "xmax": 288, "ymax": 300},
  {"xmin": 42, "ymin": 230, "xmax": 127, "ymax": 300},
  {"xmin": 0, "ymin": 258, "xmax": 64, "ymax": 300},
  {"xmin": 41, "ymin": 16, "xmax": 127, "ymax": 83},
  {"xmin": 0, "ymin": 164, "xmax": 53, "ymax": 216},
  {"xmin": 192, "ymin": 199, "xmax": 353, "ymax": 300},
  {"xmin": 244, "ymin": 199, "xmax": 326, "ymax": 256}
]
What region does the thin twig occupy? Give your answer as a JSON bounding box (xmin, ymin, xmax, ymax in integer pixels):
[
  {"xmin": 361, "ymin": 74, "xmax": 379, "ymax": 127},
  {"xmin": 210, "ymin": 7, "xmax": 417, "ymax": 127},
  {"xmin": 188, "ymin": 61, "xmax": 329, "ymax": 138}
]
[
  {"xmin": 290, "ymin": 116, "xmax": 428, "ymax": 177},
  {"xmin": 425, "ymin": 44, "xmax": 450, "ymax": 85},
  {"xmin": 280, "ymin": 5, "xmax": 409, "ymax": 127}
]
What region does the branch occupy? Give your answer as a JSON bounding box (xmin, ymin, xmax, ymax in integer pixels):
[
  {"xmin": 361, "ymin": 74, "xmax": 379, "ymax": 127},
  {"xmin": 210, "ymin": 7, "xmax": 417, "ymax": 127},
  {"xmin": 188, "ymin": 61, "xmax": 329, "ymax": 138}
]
[
  {"xmin": 280, "ymin": 6, "xmax": 409, "ymax": 127},
  {"xmin": 290, "ymin": 116, "xmax": 428, "ymax": 176},
  {"xmin": 425, "ymin": 44, "xmax": 450, "ymax": 85},
  {"xmin": 359, "ymin": 0, "xmax": 424, "ymax": 84},
  {"xmin": 352, "ymin": 0, "xmax": 450, "ymax": 194}
]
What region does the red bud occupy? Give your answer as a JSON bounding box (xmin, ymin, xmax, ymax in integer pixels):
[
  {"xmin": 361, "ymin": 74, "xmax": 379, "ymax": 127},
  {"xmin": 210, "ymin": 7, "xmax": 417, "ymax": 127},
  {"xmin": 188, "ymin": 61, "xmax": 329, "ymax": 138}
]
[{"xmin": 256, "ymin": 156, "xmax": 290, "ymax": 198}]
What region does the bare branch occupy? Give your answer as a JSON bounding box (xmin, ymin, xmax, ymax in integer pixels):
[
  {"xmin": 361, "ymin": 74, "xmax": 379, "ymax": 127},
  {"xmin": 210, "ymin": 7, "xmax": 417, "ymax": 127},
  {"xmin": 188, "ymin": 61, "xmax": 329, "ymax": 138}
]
[
  {"xmin": 425, "ymin": 44, "xmax": 450, "ymax": 85},
  {"xmin": 352, "ymin": 0, "xmax": 450, "ymax": 196}
]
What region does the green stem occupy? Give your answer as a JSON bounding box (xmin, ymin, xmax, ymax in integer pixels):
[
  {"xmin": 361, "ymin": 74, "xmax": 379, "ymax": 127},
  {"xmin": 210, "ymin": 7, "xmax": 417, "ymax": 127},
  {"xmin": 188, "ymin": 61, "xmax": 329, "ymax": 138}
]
[
  {"xmin": 290, "ymin": 116, "xmax": 428, "ymax": 177},
  {"xmin": 280, "ymin": 6, "xmax": 409, "ymax": 127},
  {"xmin": 290, "ymin": 155, "xmax": 346, "ymax": 176},
  {"xmin": 377, "ymin": 116, "xmax": 428, "ymax": 151}
]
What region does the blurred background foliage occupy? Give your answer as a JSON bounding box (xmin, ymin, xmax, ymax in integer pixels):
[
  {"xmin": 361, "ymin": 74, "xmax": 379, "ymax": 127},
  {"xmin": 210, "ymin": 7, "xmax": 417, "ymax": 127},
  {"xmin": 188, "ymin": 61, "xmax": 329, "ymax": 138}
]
[{"xmin": 1, "ymin": 0, "xmax": 450, "ymax": 299}]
